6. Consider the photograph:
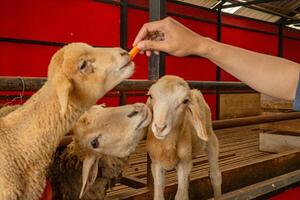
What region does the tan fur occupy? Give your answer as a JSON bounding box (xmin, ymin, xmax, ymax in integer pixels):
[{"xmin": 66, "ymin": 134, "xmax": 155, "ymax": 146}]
[
  {"xmin": 48, "ymin": 103, "xmax": 151, "ymax": 199},
  {"xmin": 0, "ymin": 43, "xmax": 134, "ymax": 200},
  {"xmin": 146, "ymin": 75, "xmax": 222, "ymax": 200},
  {"xmin": 0, "ymin": 105, "xmax": 20, "ymax": 118}
]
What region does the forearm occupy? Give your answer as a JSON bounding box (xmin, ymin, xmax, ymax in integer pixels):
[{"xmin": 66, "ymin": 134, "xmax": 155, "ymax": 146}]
[{"xmin": 199, "ymin": 38, "xmax": 300, "ymax": 100}]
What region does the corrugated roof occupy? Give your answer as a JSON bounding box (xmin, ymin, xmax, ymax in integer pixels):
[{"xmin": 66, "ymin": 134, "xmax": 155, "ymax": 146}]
[{"xmin": 178, "ymin": 0, "xmax": 300, "ymax": 29}]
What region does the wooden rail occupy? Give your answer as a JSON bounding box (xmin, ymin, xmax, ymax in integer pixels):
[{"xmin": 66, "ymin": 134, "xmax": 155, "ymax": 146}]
[
  {"xmin": 212, "ymin": 112, "xmax": 300, "ymax": 129},
  {"xmin": 114, "ymin": 149, "xmax": 300, "ymax": 199},
  {"xmin": 0, "ymin": 76, "xmax": 254, "ymax": 92}
]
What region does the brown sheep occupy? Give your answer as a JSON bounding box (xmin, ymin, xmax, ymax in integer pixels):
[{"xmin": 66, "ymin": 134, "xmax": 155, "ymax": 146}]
[
  {"xmin": 47, "ymin": 103, "xmax": 151, "ymax": 199},
  {"xmin": 0, "ymin": 43, "xmax": 135, "ymax": 200}
]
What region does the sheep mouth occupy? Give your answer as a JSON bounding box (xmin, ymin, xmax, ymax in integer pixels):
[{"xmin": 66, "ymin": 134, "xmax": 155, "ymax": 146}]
[
  {"xmin": 135, "ymin": 111, "xmax": 149, "ymax": 130},
  {"xmin": 120, "ymin": 61, "xmax": 133, "ymax": 70},
  {"xmin": 154, "ymin": 135, "xmax": 166, "ymax": 140}
]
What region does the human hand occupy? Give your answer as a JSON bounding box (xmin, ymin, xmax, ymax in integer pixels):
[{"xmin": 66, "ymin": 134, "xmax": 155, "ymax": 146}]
[{"xmin": 133, "ymin": 17, "xmax": 213, "ymax": 57}]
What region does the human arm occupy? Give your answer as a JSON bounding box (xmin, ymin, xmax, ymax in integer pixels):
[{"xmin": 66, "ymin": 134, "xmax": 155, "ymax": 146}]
[{"xmin": 133, "ymin": 17, "xmax": 300, "ymax": 100}]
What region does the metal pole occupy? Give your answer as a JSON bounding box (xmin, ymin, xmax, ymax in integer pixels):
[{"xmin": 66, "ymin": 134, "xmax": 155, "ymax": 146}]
[
  {"xmin": 278, "ymin": 22, "xmax": 284, "ymax": 58},
  {"xmin": 120, "ymin": 0, "xmax": 128, "ymax": 105},
  {"xmin": 147, "ymin": 0, "xmax": 167, "ymax": 188},
  {"xmin": 148, "ymin": 0, "xmax": 166, "ymax": 80},
  {"xmin": 216, "ymin": 0, "xmax": 226, "ymax": 120},
  {"xmin": 119, "ymin": 91, "xmax": 127, "ymax": 105},
  {"xmin": 120, "ymin": 0, "xmax": 128, "ymax": 50}
]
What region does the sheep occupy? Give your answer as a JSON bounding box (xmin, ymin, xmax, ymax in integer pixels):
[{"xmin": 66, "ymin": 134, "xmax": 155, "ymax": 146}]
[
  {"xmin": 0, "ymin": 105, "xmax": 20, "ymax": 118},
  {"xmin": 146, "ymin": 75, "xmax": 222, "ymax": 200},
  {"xmin": 47, "ymin": 103, "xmax": 151, "ymax": 199},
  {"xmin": 0, "ymin": 42, "xmax": 135, "ymax": 200}
]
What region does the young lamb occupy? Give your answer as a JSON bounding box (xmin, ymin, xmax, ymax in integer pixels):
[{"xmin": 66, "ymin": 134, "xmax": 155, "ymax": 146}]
[
  {"xmin": 0, "ymin": 43, "xmax": 135, "ymax": 200},
  {"xmin": 48, "ymin": 103, "xmax": 151, "ymax": 199},
  {"xmin": 146, "ymin": 75, "xmax": 222, "ymax": 200}
]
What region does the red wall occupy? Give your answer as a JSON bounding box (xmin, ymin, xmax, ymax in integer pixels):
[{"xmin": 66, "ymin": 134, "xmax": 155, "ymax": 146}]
[{"xmin": 1, "ymin": 0, "xmax": 300, "ymax": 119}]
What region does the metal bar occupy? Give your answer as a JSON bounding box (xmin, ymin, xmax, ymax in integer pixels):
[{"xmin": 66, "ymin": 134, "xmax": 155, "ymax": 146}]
[
  {"xmin": 168, "ymin": 0, "xmax": 217, "ymax": 13},
  {"xmin": 278, "ymin": 22, "xmax": 284, "ymax": 57},
  {"xmin": 120, "ymin": 0, "xmax": 128, "ymax": 50},
  {"xmin": 227, "ymin": 0, "xmax": 300, "ymax": 21},
  {"xmin": 148, "ymin": 0, "xmax": 166, "ymax": 80},
  {"xmin": 0, "ymin": 37, "xmax": 65, "ymax": 47},
  {"xmin": 94, "ymin": 0, "xmax": 120, "ymax": 6},
  {"xmin": 216, "ymin": 0, "xmax": 226, "ymax": 120},
  {"xmin": 222, "ymin": 0, "xmax": 281, "ymax": 9},
  {"xmin": 0, "ymin": 77, "xmax": 254, "ymax": 91},
  {"xmin": 219, "ymin": 169, "xmax": 300, "ymax": 200},
  {"xmin": 284, "ymin": 19, "xmax": 300, "ymax": 25},
  {"xmin": 214, "ymin": 0, "xmax": 227, "ymax": 10},
  {"xmin": 119, "ymin": 91, "xmax": 127, "ymax": 105},
  {"xmin": 212, "ymin": 112, "xmax": 300, "ymax": 130},
  {"xmin": 147, "ymin": 0, "xmax": 167, "ymax": 188}
]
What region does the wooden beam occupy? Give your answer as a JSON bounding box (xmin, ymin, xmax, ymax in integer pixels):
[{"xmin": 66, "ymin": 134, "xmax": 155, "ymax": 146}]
[
  {"xmin": 213, "ymin": 112, "xmax": 300, "ymax": 130},
  {"xmin": 120, "ymin": 176, "xmax": 147, "ymax": 189},
  {"xmin": 0, "ymin": 76, "xmax": 253, "ymax": 92},
  {"xmin": 219, "ymin": 169, "xmax": 300, "ymax": 200},
  {"xmin": 259, "ymin": 131, "xmax": 300, "ymax": 153}
]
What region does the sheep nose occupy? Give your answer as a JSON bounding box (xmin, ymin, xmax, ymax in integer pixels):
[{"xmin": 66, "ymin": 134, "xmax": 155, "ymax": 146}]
[{"xmin": 155, "ymin": 124, "xmax": 167, "ymax": 134}]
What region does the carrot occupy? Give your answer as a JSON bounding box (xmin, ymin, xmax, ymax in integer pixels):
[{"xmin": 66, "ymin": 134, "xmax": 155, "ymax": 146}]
[{"xmin": 129, "ymin": 46, "xmax": 139, "ymax": 60}]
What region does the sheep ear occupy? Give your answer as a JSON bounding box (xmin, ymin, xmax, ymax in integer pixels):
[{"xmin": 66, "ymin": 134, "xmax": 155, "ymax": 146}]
[
  {"xmin": 53, "ymin": 73, "xmax": 73, "ymax": 116},
  {"xmin": 187, "ymin": 97, "xmax": 208, "ymax": 141},
  {"xmin": 80, "ymin": 155, "xmax": 99, "ymax": 199}
]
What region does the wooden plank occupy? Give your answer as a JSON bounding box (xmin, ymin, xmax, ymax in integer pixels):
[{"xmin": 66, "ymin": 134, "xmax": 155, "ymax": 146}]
[
  {"xmin": 213, "ymin": 112, "xmax": 300, "ymax": 129},
  {"xmin": 118, "ymin": 150, "xmax": 300, "ymax": 200},
  {"xmin": 259, "ymin": 131, "xmax": 300, "ymax": 153},
  {"xmin": 218, "ymin": 169, "xmax": 300, "ymax": 200},
  {"xmin": 219, "ymin": 93, "xmax": 261, "ymax": 119},
  {"xmin": 0, "ymin": 76, "xmax": 252, "ymax": 92},
  {"xmin": 120, "ymin": 176, "xmax": 147, "ymax": 189}
]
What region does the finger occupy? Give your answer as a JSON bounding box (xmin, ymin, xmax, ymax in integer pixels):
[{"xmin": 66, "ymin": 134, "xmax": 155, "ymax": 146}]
[
  {"xmin": 137, "ymin": 40, "xmax": 168, "ymax": 53},
  {"xmin": 133, "ymin": 21, "xmax": 165, "ymax": 47},
  {"xmin": 154, "ymin": 50, "xmax": 159, "ymax": 55},
  {"xmin": 146, "ymin": 51, "xmax": 151, "ymax": 57}
]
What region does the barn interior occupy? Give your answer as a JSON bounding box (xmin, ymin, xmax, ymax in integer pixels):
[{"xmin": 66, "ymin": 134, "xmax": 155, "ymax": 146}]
[{"xmin": 1, "ymin": 0, "xmax": 300, "ymax": 199}]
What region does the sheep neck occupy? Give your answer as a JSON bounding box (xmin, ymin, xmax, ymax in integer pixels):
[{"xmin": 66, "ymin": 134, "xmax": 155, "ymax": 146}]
[{"xmin": 4, "ymin": 81, "xmax": 86, "ymax": 173}]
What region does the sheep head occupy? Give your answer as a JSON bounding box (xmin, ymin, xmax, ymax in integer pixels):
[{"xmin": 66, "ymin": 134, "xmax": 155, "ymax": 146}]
[
  {"xmin": 147, "ymin": 75, "xmax": 208, "ymax": 141},
  {"xmin": 47, "ymin": 43, "xmax": 135, "ymax": 115},
  {"xmin": 71, "ymin": 103, "xmax": 152, "ymax": 198}
]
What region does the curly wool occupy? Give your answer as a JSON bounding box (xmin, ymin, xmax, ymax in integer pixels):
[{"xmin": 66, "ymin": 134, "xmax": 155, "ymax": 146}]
[{"xmin": 48, "ymin": 141, "xmax": 128, "ymax": 200}]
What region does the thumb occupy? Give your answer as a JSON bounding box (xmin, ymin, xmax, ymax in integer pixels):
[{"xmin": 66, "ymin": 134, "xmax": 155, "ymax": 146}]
[{"xmin": 137, "ymin": 40, "xmax": 168, "ymax": 52}]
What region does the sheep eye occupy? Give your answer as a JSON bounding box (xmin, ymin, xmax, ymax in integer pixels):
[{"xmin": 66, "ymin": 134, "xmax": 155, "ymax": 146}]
[
  {"xmin": 90, "ymin": 138, "xmax": 99, "ymax": 149},
  {"xmin": 127, "ymin": 111, "xmax": 139, "ymax": 118},
  {"xmin": 183, "ymin": 99, "xmax": 189, "ymax": 104},
  {"xmin": 78, "ymin": 60, "xmax": 87, "ymax": 71}
]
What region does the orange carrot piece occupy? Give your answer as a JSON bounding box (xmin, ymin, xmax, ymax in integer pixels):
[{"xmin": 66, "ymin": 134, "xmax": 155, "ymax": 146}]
[{"xmin": 129, "ymin": 46, "xmax": 139, "ymax": 60}]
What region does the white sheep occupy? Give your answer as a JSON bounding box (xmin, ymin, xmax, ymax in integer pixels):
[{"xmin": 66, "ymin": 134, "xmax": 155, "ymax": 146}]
[
  {"xmin": 48, "ymin": 103, "xmax": 152, "ymax": 199},
  {"xmin": 0, "ymin": 43, "xmax": 135, "ymax": 200},
  {"xmin": 146, "ymin": 75, "xmax": 222, "ymax": 200}
]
